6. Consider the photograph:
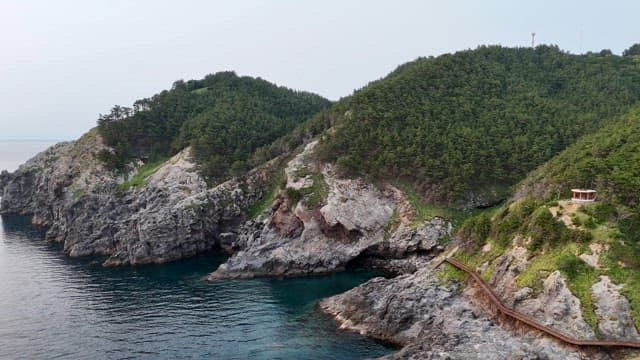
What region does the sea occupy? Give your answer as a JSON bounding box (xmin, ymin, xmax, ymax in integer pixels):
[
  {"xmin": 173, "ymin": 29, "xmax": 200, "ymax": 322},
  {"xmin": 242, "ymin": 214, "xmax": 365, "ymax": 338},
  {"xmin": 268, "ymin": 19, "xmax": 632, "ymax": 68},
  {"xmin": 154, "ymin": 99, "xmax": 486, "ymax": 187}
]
[{"xmin": 0, "ymin": 140, "xmax": 393, "ymax": 359}]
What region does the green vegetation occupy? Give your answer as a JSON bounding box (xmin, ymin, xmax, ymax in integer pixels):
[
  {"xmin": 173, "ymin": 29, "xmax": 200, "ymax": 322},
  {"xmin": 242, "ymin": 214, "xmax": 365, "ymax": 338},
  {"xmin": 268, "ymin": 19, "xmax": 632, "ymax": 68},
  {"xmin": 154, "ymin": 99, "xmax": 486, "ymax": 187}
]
[
  {"xmin": 438, "ymin": 262, "xmax": 467, "ymax": 289},
  {"xmin": 303, "ymin": 173, "xmax": 329, "ymax": 208},
  {"xmin": 515, "ymin": 107, "xmax": 640, "ymax": 329},
  {"xmin": 246, "ymin": 186, "xmax": 276, "ymax": 219},
  {"xmin": 71, "ymin": 187, "xmax": 87, "ymax": 200},
  {"xmin": 116, "ymin": 158, "xmax": 167, "ymax": 192},
  {"xmin": 384, "ymin": 209, "xmax": 401, "ymax": 239},
  {"xmin": 400, "ymin": 183, "xmax": 501, "ymax": 230},
  {"xmin": 246, "ymin": 167, "xmax": 288, "ymax": 219},
  {"xmin": 319, "ymin": 45, "xmax": 640, "ymax": 206},
  {"xmin": 97, "ymin": 72, "xmax": 331, "ymax": 183},
  {"xmin": 515, "ymin": 243, "xmax": 599, "ymax": 331},
  {"xmin": 520, "ymin": 107, "xmax": 640, "ymax": 208},
  {"xmin": 456, "ymin": 199, "xmax": 640, "ymax": 332},
  {"xmin": 285, "ymin": 172, "xmax": 329, "ymax": 209},
  {"xmin": 456, "ymin": 105, "xmax": 640, "ymax": 332},
  {"xmin": 458, "ymin": 212, "xmax": 492, "ymax": 251},
  {"xmin": 401, "ymin": 185, "xmax": 454, "ymax": 225}
]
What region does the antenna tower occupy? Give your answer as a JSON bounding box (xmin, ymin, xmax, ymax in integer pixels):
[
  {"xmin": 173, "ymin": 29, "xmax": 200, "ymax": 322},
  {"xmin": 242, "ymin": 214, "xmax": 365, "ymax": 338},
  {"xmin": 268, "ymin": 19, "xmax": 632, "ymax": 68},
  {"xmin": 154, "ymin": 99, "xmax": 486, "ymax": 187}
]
[{"xmin": 531, "ymin": 32, "xmax": 536, "ymax": 47}]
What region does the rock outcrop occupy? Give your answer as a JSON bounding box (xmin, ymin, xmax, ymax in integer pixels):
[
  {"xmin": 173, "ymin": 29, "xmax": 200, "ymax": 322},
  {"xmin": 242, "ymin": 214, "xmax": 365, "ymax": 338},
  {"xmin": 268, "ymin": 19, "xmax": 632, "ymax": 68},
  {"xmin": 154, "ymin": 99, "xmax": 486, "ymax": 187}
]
[
  {"xmin": 0, "ymin": 170, "xmax": 10, "ymax": 191},
  {"xmin": 592, "ymin": 276, "xmax": 640, "ymax": 340},
  {"xmin": 208, "ymin": 141, "xmax": 452, "ymax": 280},
  {"xmin": 4, "ymin": 131, "xmax": 636, "ymax": 359},
  {"xmin": 0, "ymin": 130, "xmax": 273, "ymax": 265},
  {"xmin": 516, "ymin": 271, "xmax": 596, "ymax": 339},
  {"xmin": 485, "ymin": 243, "xmax": 640, "ymax": 344},
  {"xmin": 319, "ymin": 261, "xmax": 616, "ymax": 360},
  {"xmin": 488, "ymin": 246, "xmax": 596, "ymax": 339},
  {"xmin": 2, "ymin": 132, "xmax": 453, "ymax": 273}
]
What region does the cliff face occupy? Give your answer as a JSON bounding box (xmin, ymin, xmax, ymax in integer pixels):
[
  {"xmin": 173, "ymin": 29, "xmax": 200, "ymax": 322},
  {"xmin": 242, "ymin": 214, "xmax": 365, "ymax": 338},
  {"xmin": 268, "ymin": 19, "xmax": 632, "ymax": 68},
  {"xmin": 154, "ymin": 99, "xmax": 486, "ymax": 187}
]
[
  {"xmin": 208, "ymin": 141, "xmax": 452, "ymax": 280},
  {"xmin": 487, "ymin": 244, "xmax": 640, "ymax": 342},
  {"xmin": 319, "ymin": 259, "xmax": 620, "ymax": 360},
  {"xmin": 4, "ymin": 129, "xmax": 627, "ymax": 359},
  {"xmin": 316, "ymin": 236, "xmax": 640, "ymax": 359},
  {"xmin": 1, "ymin": 131, "xmax": 453, "ymax": 271},
  {"xmin": 0, "ymin": 130, "xmax": 272, "ymax": 265}
]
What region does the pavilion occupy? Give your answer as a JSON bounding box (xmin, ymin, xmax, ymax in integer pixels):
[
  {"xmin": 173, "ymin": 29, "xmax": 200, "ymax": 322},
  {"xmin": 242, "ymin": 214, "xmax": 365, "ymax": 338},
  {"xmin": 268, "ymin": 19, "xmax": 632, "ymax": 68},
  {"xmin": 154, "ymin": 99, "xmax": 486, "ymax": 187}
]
[{"xmin": 571, "ymin": 189, "xmax": 596, "ymax": 202}]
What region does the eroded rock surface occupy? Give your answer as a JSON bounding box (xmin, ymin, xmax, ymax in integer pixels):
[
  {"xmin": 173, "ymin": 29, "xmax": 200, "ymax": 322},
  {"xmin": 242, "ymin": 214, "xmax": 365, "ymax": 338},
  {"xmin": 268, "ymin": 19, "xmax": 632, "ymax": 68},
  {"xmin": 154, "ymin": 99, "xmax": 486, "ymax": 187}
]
[
  {"xmin": 487, "ymin": 245, "xmax": 596, "ymax": 340},
  {"xmin": 592, "ymin": 276, "xmax": 640, "ymax": 340},
  {"xmin": 0, "ymin": 131, "xmax": 271, "ymax": 265},
  {"xmin": 208, "ymin": 164, "xmax": 396, "ymax": 279},
  {"xmin": 516, "ymin": 271, "xmax": 595, "ymax": 339},
  {"xmin": 320, "ymin": 261, "xmax": 612, "ymax": 359},
  {"xmin": 208, "ymin": 141, "xmax": 452, "ymax": 280}
]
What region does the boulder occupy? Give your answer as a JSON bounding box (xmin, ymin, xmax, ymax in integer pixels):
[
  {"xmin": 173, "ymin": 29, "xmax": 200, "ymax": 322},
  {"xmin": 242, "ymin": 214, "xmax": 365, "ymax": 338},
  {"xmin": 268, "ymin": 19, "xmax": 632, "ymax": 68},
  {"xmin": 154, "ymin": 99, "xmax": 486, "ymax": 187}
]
[{"xmin": 592, "ymin": 276, "xmax": 640, "ymax": 340}]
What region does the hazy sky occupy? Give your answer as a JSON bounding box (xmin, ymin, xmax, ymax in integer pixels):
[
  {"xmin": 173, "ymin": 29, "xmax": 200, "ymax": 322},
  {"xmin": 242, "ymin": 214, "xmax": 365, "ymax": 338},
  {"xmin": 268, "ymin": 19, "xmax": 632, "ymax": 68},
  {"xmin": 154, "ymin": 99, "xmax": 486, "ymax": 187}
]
[{"xmin": 1, "ymin": 0, "xmax": 638, "ymax": 140}]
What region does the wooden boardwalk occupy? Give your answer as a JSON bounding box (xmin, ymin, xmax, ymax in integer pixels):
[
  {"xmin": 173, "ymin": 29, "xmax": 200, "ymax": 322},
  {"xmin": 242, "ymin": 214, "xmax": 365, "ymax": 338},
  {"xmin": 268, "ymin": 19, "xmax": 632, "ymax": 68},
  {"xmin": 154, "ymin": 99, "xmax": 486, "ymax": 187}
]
[{"xmin": 443, "ymin": 257, "xmax": 640, "ymax": 349}]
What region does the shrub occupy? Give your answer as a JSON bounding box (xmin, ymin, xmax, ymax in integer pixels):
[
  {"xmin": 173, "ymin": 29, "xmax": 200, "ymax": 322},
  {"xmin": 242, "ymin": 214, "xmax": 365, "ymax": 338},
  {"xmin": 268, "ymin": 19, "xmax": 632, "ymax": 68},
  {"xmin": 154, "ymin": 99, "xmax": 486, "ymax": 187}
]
[
  {"xmin": 459, "ymin": 212, "xmax": 492, "ymax": 250},
  {"xmin": 285, "ymin": 188, "xmax": 303, "ymax": 207},
  {"xmin": 527, "ymin": 207, "xmax": 567, "ymax": 251}
]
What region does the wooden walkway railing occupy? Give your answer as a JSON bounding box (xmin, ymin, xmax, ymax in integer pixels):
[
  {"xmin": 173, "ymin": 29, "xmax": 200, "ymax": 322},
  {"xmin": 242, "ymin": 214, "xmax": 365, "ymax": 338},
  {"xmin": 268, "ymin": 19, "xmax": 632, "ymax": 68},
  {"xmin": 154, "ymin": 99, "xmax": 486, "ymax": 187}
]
[{"xmin": 442, "ymin": 257, "xmax": 640, "ymax": 349}]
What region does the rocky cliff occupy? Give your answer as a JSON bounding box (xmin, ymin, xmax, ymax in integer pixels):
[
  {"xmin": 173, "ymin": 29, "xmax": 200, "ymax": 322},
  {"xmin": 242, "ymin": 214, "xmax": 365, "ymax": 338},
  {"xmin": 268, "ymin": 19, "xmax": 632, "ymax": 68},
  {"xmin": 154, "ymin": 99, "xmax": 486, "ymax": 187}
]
[
  {"xmin": 0, "ymin": 130, "xmax": 273, "ymax": 265},
  {"xmin": 486, "ymin": 244, "xmax": 640, "ymax": 342},
  {"xmin": 315, "ymin": 233, "xmax": 640, "ymax": 359},
  {"xmin": 4, "ymin": 129, "xmax": 633, "ymax": 359},
  {"xmin": 1, "ymin": 131, "xmax": 453, "ymax": 272},
  {"xmin": 208, "ymin": 141, "xmax": 452, "ymax": 280},
  {"xmin": 319, "ymin": 258, "xmax": 629, "ymax": 360}
]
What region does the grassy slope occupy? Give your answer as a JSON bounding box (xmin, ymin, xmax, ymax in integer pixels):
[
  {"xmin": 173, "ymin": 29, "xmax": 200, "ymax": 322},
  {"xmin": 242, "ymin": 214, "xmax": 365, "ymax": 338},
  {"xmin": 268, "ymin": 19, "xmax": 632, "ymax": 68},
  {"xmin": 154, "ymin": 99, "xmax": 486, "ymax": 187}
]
[{"xmin": 116, "ymin": 158, "xmax": 168, "ymax": 192}]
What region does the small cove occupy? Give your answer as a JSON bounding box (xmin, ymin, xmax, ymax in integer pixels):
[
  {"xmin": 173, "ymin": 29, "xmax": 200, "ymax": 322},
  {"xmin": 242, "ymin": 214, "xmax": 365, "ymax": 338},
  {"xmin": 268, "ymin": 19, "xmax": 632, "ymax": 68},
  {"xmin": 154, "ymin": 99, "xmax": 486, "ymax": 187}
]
[{"xmin": 0, "ymin": 214, "xmax": 393, "ymax": 359}]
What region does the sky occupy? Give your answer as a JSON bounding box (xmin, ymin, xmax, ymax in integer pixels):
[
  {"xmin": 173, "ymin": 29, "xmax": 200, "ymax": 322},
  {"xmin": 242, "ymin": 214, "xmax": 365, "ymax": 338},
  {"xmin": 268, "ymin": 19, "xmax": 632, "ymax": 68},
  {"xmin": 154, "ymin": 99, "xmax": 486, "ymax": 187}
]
[{"xmin": 1, "ymin": 0, "xmax": 638, "ymax": 140}]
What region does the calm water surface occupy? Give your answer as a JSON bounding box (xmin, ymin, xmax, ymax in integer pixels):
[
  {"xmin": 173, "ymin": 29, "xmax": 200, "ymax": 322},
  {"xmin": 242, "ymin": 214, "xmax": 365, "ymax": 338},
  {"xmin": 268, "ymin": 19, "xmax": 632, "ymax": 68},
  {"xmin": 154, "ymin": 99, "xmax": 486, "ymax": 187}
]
[{"xmin": 0, "ymin": 141, "xmax": 393, "ymax": 359}]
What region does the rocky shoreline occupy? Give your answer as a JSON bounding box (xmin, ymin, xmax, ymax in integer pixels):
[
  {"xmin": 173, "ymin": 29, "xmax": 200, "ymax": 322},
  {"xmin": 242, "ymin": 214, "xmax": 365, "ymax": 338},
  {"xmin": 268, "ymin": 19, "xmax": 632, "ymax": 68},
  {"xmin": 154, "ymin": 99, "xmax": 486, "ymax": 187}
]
[
  {"xmin": 3, "ymin": 132, "xmax": 639, "ymax": 359},
  {"xmin": 319, "ymin": 259, "xmax": 629, "ymax": 359},
  {"xmin": 0, "ymin": 131, "xmax": 274, "ymax": 265},
  {"xmin": 208, "ymin": 141, "xmax": 451, "ymax": 280}
]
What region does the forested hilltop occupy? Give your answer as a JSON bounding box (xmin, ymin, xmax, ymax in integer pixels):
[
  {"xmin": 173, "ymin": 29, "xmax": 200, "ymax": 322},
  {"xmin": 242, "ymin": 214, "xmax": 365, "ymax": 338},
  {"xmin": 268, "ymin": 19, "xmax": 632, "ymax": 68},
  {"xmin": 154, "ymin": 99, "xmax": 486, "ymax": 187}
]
[
  {"xmin": 318, "ymin": 45, "xmax": 640, "ymax": 206},
  {"xmin": 97, "ymin": 71, "xmax": 331, "ymax": 183}
]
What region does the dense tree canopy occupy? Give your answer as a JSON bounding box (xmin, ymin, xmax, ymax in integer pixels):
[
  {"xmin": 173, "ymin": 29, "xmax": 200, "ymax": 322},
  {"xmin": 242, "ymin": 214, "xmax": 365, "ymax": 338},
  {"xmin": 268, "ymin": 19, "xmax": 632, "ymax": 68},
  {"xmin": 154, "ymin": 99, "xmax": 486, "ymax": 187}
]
[
  {"xmin": 518, "ymin": 107, "xmax": 640, "ymax": 209},
  {"xmin": 318, "ymin": 45, "xmax": 640, "ymax": 205},
  {"xmin": 623, "ymin": 43, "xmax": 640, "ymax": 57},
  {"xmin": 97, "ymin": 71, "xmax": 331, "ymax": 182}
]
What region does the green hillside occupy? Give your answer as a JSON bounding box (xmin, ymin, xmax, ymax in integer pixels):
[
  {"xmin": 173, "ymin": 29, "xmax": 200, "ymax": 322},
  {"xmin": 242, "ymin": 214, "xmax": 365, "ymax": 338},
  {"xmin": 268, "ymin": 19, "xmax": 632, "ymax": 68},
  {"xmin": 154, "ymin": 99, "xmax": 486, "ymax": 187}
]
[
  {"xmin": 97, "ymin": 71, "xmax": 331, "ymax": 183},
  {"xmin": 457, "ymin": 107, "xmax": 640, "ymax": 331},
  {"xmin": 517, "ymin": 107, "xmax": 640, "ymax": 208},
  {"xmin": 319, "ymin": 45, "xmax": 640, "ymax": 206}
]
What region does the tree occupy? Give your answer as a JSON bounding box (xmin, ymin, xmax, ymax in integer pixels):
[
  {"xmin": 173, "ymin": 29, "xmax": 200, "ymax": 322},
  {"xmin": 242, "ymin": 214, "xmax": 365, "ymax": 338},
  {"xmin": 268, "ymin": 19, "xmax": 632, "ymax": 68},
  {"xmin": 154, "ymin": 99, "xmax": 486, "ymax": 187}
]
[
  {"xmin": 623, "ymin": 44, "xmax": 640, "ymax": 57},
  {"xmin": 96, "ymin": 72, "xmax": 331, "ymax": 183}
]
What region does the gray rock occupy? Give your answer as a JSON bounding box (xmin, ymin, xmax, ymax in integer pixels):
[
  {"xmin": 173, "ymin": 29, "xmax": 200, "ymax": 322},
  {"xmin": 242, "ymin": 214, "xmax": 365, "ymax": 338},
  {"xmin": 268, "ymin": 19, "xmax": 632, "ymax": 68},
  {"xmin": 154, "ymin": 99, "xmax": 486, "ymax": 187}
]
[
  {"xmin": 208, "ymin": 154, "xmax": 452, "ymax": 280},
  {"xmin": 0, "ymin": 131, "xmax": 273, "ymax": 266},
  {"xmin": 0, "ymin": 170, "xmax": 10, "ymax": 190},
  {"xmin": 320, "ymin": 168, "xmax": 394, "ymax": 233},
  {"xmin": 380, "ymin": 221, "xmax": 450, "ymax": 258},
  {"xmin": 488, "ymin": 245, "xmax": 595, "ymax": 340},
  {"xmin": 319, "ymin": 260, "xmax": 614, "ymax": 359},
  {"xmin": 592, "ymin": 275, "xmax": 640, "ymax": 340},
  {"xmin": 516, "ymin": 271, "xmax": 595, "ymax": 339}
]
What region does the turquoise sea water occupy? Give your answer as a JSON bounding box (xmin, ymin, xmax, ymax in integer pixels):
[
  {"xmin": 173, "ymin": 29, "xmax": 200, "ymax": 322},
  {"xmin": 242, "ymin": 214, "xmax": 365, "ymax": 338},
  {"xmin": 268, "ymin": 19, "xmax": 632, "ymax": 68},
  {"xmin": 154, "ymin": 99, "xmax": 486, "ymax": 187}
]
[{"xmin": 0, "ymin": 141, "xmax": 393, "ymax": 359}]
